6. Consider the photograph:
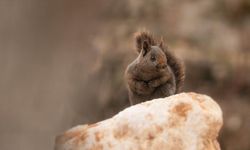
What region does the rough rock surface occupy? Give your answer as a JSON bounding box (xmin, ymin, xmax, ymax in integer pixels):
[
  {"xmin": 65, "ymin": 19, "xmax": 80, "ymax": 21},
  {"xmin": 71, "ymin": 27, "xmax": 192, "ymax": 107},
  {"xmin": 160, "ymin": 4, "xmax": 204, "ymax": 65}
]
[{"xmin": 55, "ymin": 92, "xmax": 223, "ymax": 150}]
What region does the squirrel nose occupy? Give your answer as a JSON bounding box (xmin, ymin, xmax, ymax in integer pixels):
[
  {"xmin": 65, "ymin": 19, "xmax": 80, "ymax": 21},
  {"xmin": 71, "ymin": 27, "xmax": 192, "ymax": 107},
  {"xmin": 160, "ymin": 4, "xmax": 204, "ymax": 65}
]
[{"xmin": 156, "ymin": 64, "xmax": 166, "ymax": 69}]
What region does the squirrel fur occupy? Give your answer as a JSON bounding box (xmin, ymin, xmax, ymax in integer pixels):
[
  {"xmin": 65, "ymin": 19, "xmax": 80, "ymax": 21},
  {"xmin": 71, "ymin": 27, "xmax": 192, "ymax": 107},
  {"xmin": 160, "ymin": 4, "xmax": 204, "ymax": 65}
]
[{"xmin": 125, "ymin": 31, "xmax": 185, "ymax": 105}]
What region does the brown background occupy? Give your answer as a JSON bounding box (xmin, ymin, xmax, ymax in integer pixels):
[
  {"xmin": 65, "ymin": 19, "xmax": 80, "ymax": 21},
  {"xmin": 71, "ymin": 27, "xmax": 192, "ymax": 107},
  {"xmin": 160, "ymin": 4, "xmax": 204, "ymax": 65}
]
[{"xmin": 0, "ymin": 0, "xmax": 250, "ymax": 150}]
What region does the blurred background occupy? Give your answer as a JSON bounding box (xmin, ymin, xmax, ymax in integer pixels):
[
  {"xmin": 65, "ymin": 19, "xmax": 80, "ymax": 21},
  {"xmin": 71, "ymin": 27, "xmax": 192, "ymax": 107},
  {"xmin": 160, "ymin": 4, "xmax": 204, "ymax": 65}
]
[{"xmin": 0, "ymin": 0, "xmax": 250, "ymax": 150}]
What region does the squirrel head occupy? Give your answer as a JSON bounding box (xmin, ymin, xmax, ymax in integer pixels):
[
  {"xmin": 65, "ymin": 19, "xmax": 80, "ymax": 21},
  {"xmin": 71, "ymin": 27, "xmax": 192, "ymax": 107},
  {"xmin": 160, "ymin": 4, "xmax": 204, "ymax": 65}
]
[{"xmin": 137, "ymin": 40, "xmax": 167, "ymax": 73}]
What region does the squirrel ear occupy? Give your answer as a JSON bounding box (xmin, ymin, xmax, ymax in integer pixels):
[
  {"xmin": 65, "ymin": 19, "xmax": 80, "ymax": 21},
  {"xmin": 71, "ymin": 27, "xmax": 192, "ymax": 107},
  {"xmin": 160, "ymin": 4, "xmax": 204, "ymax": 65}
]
[
  {"xmin": 159, "ymin": 37, "xmax": 164, "ymax": 49},
  {"xmin": 142, "ymin": 40, "xmax": 150, "ymax": 56}
]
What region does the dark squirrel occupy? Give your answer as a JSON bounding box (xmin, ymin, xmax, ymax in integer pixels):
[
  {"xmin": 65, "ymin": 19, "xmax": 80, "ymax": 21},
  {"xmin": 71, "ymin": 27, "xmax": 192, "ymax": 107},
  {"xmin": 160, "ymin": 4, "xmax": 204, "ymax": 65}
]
[{"xmin": 125, "ymin": 31, "xmax": 185, "ymax": 105}]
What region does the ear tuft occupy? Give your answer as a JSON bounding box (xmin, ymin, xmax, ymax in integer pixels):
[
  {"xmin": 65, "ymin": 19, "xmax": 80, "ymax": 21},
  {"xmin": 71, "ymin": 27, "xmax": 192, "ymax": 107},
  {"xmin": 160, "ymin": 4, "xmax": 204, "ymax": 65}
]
[
  {"xmin": 159, "ymin": 37, "xmax": 164, "ymax": 49},
  {"xmin": 134, "ymin": 31, "xmax": 156, "ymax": 53},
  {"xmin": 142, "ymin": 40, "xmax": 149, "ymax": 50},
  {"xmin": 142, "ymin": 40, "xmax": 150, "ymax": 56}
]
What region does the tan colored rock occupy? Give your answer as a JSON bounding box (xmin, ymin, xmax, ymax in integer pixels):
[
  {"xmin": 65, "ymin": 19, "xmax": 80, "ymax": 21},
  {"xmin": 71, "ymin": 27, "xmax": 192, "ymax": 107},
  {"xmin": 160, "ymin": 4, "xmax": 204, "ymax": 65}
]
[{"xmin": 55, "ymin": 92, "xmax": 223, "ymax": 150}]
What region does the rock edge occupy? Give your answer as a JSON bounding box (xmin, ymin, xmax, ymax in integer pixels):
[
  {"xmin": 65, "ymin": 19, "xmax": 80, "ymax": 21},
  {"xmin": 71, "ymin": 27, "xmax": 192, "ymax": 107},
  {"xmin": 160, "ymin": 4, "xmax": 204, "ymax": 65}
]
[{"xmin": 55, "ymin": 92, "xmax": 223, "ymax": 150}]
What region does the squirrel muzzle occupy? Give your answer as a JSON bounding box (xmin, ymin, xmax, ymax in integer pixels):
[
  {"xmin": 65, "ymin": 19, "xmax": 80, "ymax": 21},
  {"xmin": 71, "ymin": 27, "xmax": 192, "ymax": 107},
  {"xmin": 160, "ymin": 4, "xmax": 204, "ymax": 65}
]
[
  {"xmin": 156, "ymin": 56, "xmax": 167, "ymax": 70},
  {"xmin": 156, "ymin": 64, "xmax": 167, "ymax": 70}
]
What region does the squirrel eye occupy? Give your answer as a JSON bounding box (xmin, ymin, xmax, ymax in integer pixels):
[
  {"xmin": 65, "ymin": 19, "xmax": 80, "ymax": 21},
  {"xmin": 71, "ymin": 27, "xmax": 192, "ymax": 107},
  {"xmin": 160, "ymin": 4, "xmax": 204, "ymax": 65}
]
[{"xmin": 150, "ymin": 56, "xmax": 156, "ymax": 61}]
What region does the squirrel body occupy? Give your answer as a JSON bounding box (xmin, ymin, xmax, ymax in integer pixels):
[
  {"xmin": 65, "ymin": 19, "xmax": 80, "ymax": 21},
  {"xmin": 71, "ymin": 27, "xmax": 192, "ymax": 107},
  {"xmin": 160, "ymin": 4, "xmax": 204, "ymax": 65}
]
[{"xmin": 125, "ymin": 31, "xmax": 185, "ymax": 105}]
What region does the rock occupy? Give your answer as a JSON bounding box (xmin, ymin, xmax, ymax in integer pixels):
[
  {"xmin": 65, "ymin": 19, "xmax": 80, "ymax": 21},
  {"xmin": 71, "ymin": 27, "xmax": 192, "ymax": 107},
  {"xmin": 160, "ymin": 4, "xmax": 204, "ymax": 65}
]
[{"xmin": 55, "ymin": 92, "xmax": 223, "ymax": 150}]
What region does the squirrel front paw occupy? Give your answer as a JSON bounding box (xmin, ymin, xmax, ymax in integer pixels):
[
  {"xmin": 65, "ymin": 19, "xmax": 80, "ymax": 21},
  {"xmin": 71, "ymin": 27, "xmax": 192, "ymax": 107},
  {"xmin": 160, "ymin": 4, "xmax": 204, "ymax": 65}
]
[
  {"xmin": 148, "ymin": 80, "xmax": 160, "ymax": 88},
  {"xmin": 135, "ymin": 81, "xmax": 152, "ymax": 94},
  {"xmin": 148, "ymin": 77, "xmax": 169, "ymax": 88}
]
